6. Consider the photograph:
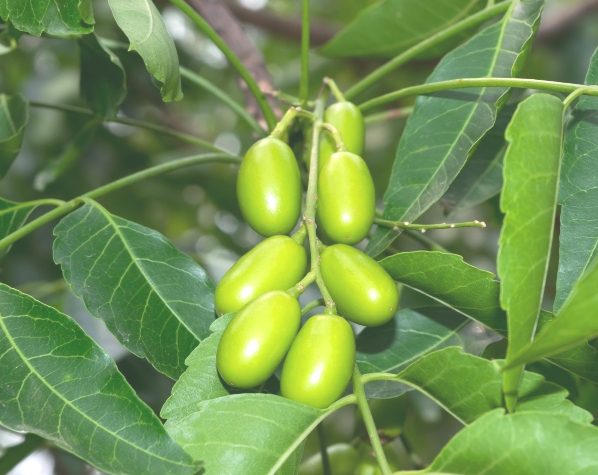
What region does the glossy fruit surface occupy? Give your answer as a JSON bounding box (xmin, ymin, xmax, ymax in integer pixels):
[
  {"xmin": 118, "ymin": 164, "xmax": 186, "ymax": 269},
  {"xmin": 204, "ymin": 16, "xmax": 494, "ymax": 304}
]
[
  {"xmin": 216, "ymin": 291, "xmax": 301, "ymax": 388},
  {"xmin": 319, "ymin": 101, "xmax": 364, "ymax": 168},
  {"xmin": 298, "ymin": 443, "xmax": 359, "ymax": 475},
  {"xmin": 237, "ymin": 137, "xmax": 301, "ymax": 236},
  {"xmin": 215, "ymin": 235, "xmax": 307, "ymax": 315},
  {"xmin": 320, "ymin": 244, "xmax": 398, "ymax": 326},
  {"xmin": 281, "ymin": 314, "xmax": 355, "ymax": 408},
  {"xmin": 317, "ymin": 151, "xmax": 375, "ymax": 244}
]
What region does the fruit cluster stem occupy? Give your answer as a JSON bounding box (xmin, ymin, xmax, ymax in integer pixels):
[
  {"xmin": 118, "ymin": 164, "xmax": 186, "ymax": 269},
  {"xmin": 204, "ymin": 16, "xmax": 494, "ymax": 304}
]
[
  {"xmin": 353, "ymin": 367, "xmax": 393, "ymax": 475},
  {"xmin": 304, "ymin": 114, "xmax": 337, "ymax": 314}
]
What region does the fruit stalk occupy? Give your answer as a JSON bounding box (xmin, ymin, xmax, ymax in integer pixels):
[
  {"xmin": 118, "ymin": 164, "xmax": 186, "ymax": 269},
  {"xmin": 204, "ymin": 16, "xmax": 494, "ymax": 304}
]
[
  {"xmin": 304, "ymin": 97, "xmax": 336, "ymax": 314},
  {"xmin": 353, "ymin": 367, "xmax": 393, "ymax": 475}
]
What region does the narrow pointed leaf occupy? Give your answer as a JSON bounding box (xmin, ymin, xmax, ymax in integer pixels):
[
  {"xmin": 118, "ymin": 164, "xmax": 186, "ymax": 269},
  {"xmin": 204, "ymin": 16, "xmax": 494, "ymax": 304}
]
[
  {"xmin": 0, "ymin": 0, "xmax": 94, "ymax": 37},
  {"xmin": 442, "ymin": 105, "xmax": 514, "ymax": 214},
  {"xmin": 0, "ymin": 198, "xmax": 42, "ymax": 256},
  {"xmin": 79, "ymin": 34, "xmax": 126, "ymax": 117},
  {"xmin": 381, "ymin": 251, "xmax": 506, "ymax": 332},
  {"xmin": 320, "ymin": 0, "xmax": 483, "ymax": 58},
  {"xmin": 0, "ymin": 93, "xmax": 28, "ymax": 177},
  {"xmin": 53, "ymin": 201, "xmax": 215, "ymax": 379},
  {"xmin": 555, "ymin": 47, "xmax": 598, "ymax": 310},
  {"xmin": 106, "ymin": 0, "xmax": 182, "ymax": 102},
  {"xmin": 0, "ymin": 283, "xmax": 197, "ymax": 475},
  {"xmin": 508, "ymin": 255, "xmax": 598, "ymax": 367},
  {"xmin": 394, "ymin": 347, "xmax": 591, "ymax": 425},
  {"xmin": 380, "ymin": 251, "xmax": 598, "ymax": 383},
  {"xmin": 423, "ymin": 411, "xmax": 598, "ymax": 474},
  {"xmin": 166, "ymin": 393, "xmax": 332, "ymax": 475},
  {"xmin": 357, "ymin": 307, "xmax": 464, "ymax": 374},
  {"xmin": 160, "ymin": 330, "xmax": 231, "ymax": 420},
  {"xmin": 367, "ymin": 0, "xmax": 544, "ymax": 256},
  {"xmin": 498, "ymin": 94, "xmax": 563, "ymax": 410}
]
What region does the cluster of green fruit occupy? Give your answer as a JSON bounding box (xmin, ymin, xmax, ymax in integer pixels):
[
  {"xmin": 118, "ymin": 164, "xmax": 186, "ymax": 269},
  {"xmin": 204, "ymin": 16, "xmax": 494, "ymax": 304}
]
[{"xmin": 214, "ymin": 101, "xmax": 399, "ymax": 409}]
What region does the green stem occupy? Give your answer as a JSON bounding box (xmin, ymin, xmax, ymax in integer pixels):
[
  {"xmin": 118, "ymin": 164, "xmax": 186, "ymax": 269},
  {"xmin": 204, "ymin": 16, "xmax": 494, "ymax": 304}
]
[
  {"xmin": 288, "ymin": 271, "xmax": 316, "ymax": 297},
  {"xmin": 0, "ymin": 434, "xmax": 45, "ymax": 474},
  {"xmin": 345, "ymin": 0, "xmax": 511, "ymax": 99},
  {"xmin": 169, "ymin": 0, "xmax": 277, "ymax": 130},
  {"xmin": 353, "ymin": 367, "xmax": 392, "ymax": 475},
  {"xmin": 180, "ymin": 67, "xmax": 264, "ymax": 134},
  {"xmin": 29, "ymin": 100, "xmax": 229, "ymax": 154},
  {"xmin": 317, "ymin": 423, "xmax": 332, "ymax": 475},
  {"xmin": 323, "ymin": 77, "xmax": 346, "ymax": 102},
  {"xmin": 0, "ymin": 153, "xmax": 240, "ymax": 252},
  {"xmin": 562, "ymin": 86, "xmax": 591, "ymax": 110},
  {"xmin": 320, "ymin": 123, "xmax": 346, "ymax": 151},
  {"xmin": 360, "ymin": 78, "xmax": 598, "ymax": 111},
  {"xmin": 365, "ymin": 106, "xmax": 413, "ymax": 124},
  {"xmin": 300, "ymin": 0, "xmax": 310, "ymax": 104},
  {"xmin": 375, "ymin": 217, "xmax": 486, "ymax": 231},
  {"xmin": 304, "ymin": 98, "xmax": 336, "ymax": 314},
  {"xmin": 301, "ymin": 298, "xmax": 325, "ymax": 316}
]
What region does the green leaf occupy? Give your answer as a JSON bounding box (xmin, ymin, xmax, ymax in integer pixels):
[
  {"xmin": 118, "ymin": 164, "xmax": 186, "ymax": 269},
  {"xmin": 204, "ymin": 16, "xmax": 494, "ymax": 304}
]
[
  {"xmin": 0, "ymin": 283, "xmax": 197, "ymax": 475},
  {"xmin": 160, "ymin": 330, "xmax": 231, "ymax": 420},
  {"xmin": 106, "ymin": 0, "xmax": 182, "ymax": 102},
  {"xmin": 53, "ymin": 201, "xmax": 215, "ymax": 379},
  {"xmin": 0, "ymin": 0, "xmax": 94, "ymax": 37},
  {"xmin": 166, "ymin": 393, "xmax": 331, "ymax": 475},
  {"xmin": 498, "ymin": 93, "xmax": 563, "ymax": 411},
  {"xmin": 442, "ymin": 105, "xmax": 514, "ymax": 214},
  {"xmin": 357, "ymin": 307, "xmax": 464, "ymax": 374},
  {"xmin": 79, "ymin": 34, "xmax": 126, "ymax": 117},
  {"xmin": 0, "ymin": 93, "xmax": 28, "ymax": 177},
  {"xmin": 0, "ymin": 198, "xmax": 41, "ymax": 256},
  {"xmin": 320, "ymin": 0, "xmax": 483, "ymax": 58},
  {"xmin": 393, "ymin": 347, "xmax": 591, "ymax": 425},
  {"xmin": 381, "ymin": 251, "xmax": 506, "ymax": 332},
  {"xmin": 380, "ymin": 251, "xmax": 598, "ymax": 384},
  {"xmin": 367, "ymin": 0, "xmax": 544, "ymax": 257},
  {"xmin": 422, "ymin": 410, "xmax": 598, "ymax": 474},
  {"xmin": 508, "ymin": 255, "xmax": 598, "ymax": 368},
  {"xmin": 555, "ymin": 47, "xmax": 598, "ymax": 310}
]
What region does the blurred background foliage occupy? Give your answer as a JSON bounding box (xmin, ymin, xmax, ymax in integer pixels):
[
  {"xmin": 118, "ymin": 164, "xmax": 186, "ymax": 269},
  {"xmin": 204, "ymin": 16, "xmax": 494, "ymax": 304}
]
[{"xmin": 1, "ymin": 0, "xmax": 598, "ymax": 473}]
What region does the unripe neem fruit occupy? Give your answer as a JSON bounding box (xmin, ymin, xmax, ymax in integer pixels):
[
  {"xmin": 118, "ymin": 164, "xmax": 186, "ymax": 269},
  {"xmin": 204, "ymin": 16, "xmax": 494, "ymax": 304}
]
[
  {"xmin": 216, "ymin": 290, "xmax": 301, "ymax": 388},
  {"xmin": 320, "ymin": 244, "xmax": 398, "ymax": 326},
  {"xmin": 317, "ymin": 151, "xmax": 375, "ymax": 244},
  {"xmin": 215, "ymin": 235, "xmax": 307, "ymax": 315},
  {"xmin": 281, "ymin": 314, "xmax": 355, "ymax": 409},
  {"xmin": 237, "ymin": 137, "xmax": 302, "ymax": 236},
  {"xmin": 298, "ymin": 443, "xmax": 359, "ymax": 475},
  {"xmin": 319, "ymin": 101, "xmax": 364, "ymax": 168}
]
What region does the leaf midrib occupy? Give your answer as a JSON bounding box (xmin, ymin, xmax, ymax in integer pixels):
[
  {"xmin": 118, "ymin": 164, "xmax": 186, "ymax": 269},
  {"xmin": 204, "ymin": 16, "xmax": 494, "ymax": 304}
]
[
  {"xmin": 89, "ymin": 200, "xmax": 202, "ymax": 342},
  {"xmin": 388, "ymin": 2, "xmax": 516, "ymax": 222},
  {"xmin": 0, "ymin": 288, "xmax": 193, "ymax": 469}
]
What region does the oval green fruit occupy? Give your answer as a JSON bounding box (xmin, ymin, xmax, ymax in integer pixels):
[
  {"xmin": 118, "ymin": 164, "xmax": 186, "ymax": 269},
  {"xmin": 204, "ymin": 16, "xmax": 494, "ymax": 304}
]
[
  {"xmin": 237, "ymin": 137, "xmax": 302, "ymax": 236},
  {"xmin": 320, "ymin": 244, "xmax": 398, "ymax": 326},
  {"xmin": 319, "ymin": 101, "xmax": 364, "ymax": 168},
  {"xmin": 317, "ymin": 151, "xmax": 375, "ymax": 244},
  {"xmin": 216, "ymin": 290, "xmax": 301, "ymax": 388},
  {"xmin": 298, "ymin": 443, "xmax": 359, "ymax": 475},
  {"xmin": 215, "ymin": 235, "xmax": 307, "ymax": 315},
  {"xmin": 281, "ymin": 314, "xmax": 355, "ymax": 409}
]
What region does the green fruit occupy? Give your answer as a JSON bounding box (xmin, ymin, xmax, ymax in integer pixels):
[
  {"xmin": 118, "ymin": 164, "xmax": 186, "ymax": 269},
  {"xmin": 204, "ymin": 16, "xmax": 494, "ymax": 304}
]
[
  {"xmin": 216, "ymin": 290, "xmax": 301, "ymax": 388},
  {"xmin": 281, "ymin": 314, "xmax": 355, "ymax": 408},
  {"xmin": 319, "ymin": 101, "xmax": 365, "ymax": 168},
  {"xmin": 317, "ymin": 151, "xmax": 375, "ymax": 244},
  {"xmin": 215, "ymin": 235, "xmax": 307, "ymax": 315},
  {"xmin": 298, "ymin": 443, "xmax": 359, "ymax": 475},
  {"xmin": 237, "ymin": 137, "xmax": 302, "ymax": 236},
  {"xmin": 320, "ymin": 244, "xmax": 398, "ymax": 326}
]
